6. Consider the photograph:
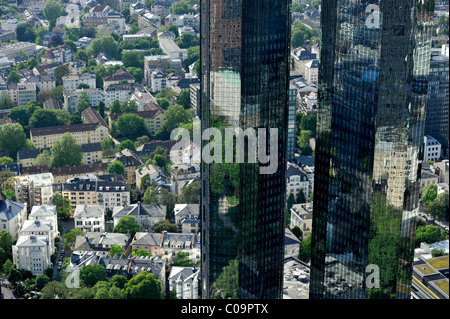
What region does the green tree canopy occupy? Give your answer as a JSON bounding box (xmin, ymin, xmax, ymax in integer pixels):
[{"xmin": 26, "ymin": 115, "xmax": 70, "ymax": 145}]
[
  {"xmin": 415, "ymin": 225, "xmax": 446, "ymax": 248},
  {"xmin": 80, "ymin": 265, "xmax": 107, "ymax": 287},
  {"xmin": 52, "ymin": 193, "xmax": 72, "ymax": 219},
  {"xmin": 116, "ymin": 139, "xmax": 136, "ymax": 152},
  {"xmin": 421, "ymin": 184, "xmax": 438, "ymax": 206},
  {"xmin": 124, "ymin": 271, "xmax": 162, "ymax": 299},
  {"xmin": 87, "ymin": 35, "xmax": 120, "ymax": 60},
  {"xmin": 115, "ymin": 114, "xmax": 148, "ymax": 141},
  {"xmin": 152, "ymin": 220, "xmax": 177, "ymax": 233},
  {"xmin": 6, "ymin": 71, "xmax": 20, "ymax": 84},
  {"xmin": 50, "ymin": 133, "xmax": 82, "ymax": 167},
  {"xmin": 63, "ymin": 228, "xmax": 85, "ymax": 251},
  {"xmin": 114, "ymin": 215, "xmax": 141, "ymax": 235},
  {"xmin": 0, "ymin": 123, "xmax": 29, "ymax": 160},
  {"xmin": 298, "ymin": 233, "xmax": 312, "ymax": 263},
  {"xmin": 107, "ymin": 160, "xmax": 125, "ymax": 175},
  {"xmin": 142, "ymin": 186, "xmax": 158, "ymax": 205}
]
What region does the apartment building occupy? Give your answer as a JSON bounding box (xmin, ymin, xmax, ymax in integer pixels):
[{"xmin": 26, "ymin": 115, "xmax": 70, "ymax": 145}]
[
  {"xmin": 64, "ymin": 89, "xmax": 105, "ymax": 113},
  {"xmin": 14, "ymin": 173, "xmax": 54, "ymax": 214},
  {"xmin": 30, "ymin": 123, "xmax": 108, "ymax": 149},
  {"xmin": 0, "ymin": 198, "xmax": 27, "ymax": 241},
  {"xmin": 62, "ymin": 73, "xmax": 96, "ymax": 91},
  {"xmin": 0, "ymin": 41, "xmax": 36, "ymax": 59},
  {"xmin": 16, "ymin": 83, "xmax": 37, "ymax": 107},
  {"xmin": 74, "ymin": 205, "xmax": 105, "ymax": 233},
  {"xmin": 144, "ymin": 55, "xmax": 183, "ymax": 85},
  {"xmin": 103, "ymin": 68, "xmax": 135, "ymax": 89},
  {"xmin": 41, "ymin": 45, "xmax": 74, "ymax": 65}
]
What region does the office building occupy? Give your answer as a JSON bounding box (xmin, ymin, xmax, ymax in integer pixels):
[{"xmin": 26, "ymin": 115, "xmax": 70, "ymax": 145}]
[
  {"xmin": 309, "ymin": 0, "xmax": 434, "ymax": 299},
  {"xmin": 200, "ymin": 0, "xmax": 291, "ymax": 299}
]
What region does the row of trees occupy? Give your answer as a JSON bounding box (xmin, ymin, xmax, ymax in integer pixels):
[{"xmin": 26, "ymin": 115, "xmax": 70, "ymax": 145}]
[{"xmin": 421, "ymin": 184, "xmax": 449, "ymax": 221}]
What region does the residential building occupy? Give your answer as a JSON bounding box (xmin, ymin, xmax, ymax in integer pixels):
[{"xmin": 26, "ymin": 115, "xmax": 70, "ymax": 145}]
[
  {"xmin": 309, "ymin": 0, "xmax": 434, "ymax": 299},
  {"xmin": 23, "ymin": 75, "xmax": 56, "ymax": 91},
  {"xmin": 103, "ymin": 68, "xmax": 135, "ymax": 89},
  {"xmin": 173, "ymin": 204, "xmax": 199, "ymax": 227},
  {"xmin": 144, "ymin": 55, "xmax": 182, "ymax": 85},
  {"xmin": 285, "ymin": 228, "xmax": 301, "ymax": 258},
  {"xmin": 16, "ymin": 83, "xmax": 36, "ymax": 107},
  {"xmin": 103, "ymin": 82, "xmax": 136, "ymax": 107},
  {"xmin": 14, "ymin": 173, "xmax": 53, "ymax": 213},
  {"xmin": 158, "ymin": 38, "xmax": 187, "ymax": 61},
  {"xmin": 420, "ymin": 162, "xmax": 439, "ymax": 191},
  {"xmin": 62, "ymin": 179, "xmax": 98, "ymax": 209},
  {"xmin": 304, "ymin": 59, "xmax": 319, "ymax": 84},
  {"xmin": 12, "ymin": 235, "xmax": 51, "ymax": 275},
  {"xmin": 200, "ymin": 0, "xmax": 291, "ymax": 299},
  {"xmin": 286, "ymin": 162, "xmax": 314, "ymax": 202},
  {"xmin": 0, "ymin": 29, "xmax": 16, "ymax": 44},
  {"xmin": 135, "ymin": 164, "xmax": 169, "ymax": 189},
  {"xmin": 30, "ymin": 122, "xmax": 108, "ymax": 149},
  {"xmin": 423, "ymin": 135, "xmax": 442, "ymax": 162},
  {"xmin": 40, "ymin": 45, "xmax": 74, "ymax": 65},
  {"xmin": 288, "ymin": 83, "xmax": 297, "ymax": 161},
  {"xmin": 168, "ymin": 266, "xmax": 200, "ymax": 299},
  {"xmin": 0, "ymin": 198, "xmax": 27, "ymax": 241},
  {"xmin": 0, "ymin": 15, "xmax": 19, "ymax": 31},
  {"xmin": 62, "ymin": 73, "xmax": 96, "ymax": 91},
  {"xmin": 114, "ymin": 149, "xmax": 143, "ymax": 185},
  {"xmin": 0, "ymin": 41, "xmax": 36, "ymax": 60},
  {"xmin": 290, "ymin": 202, "xmax": 313, "ymax": 240},
  {"xmin": 150, "ymin": 69, "xmax": 167, "ymax": 92},
  {"xmin": 29, "ymin": 205, "xmax": 58, "ymax": 236},
  {"xmin": 96, "ymin": 176, "xmax": 131, "ymax": 211},
  {"xmin": 112, "ymin": 202, "xmax": 166, "ymax": 232},
  {"xmin": 291, "ymin": 46, "xmax": 317, "ymax": 76},
  {"xmin": 81, "ymin": 5, "xmax": 126, "ymax": 34},
  {"xmin": 73, "ymin": 231, "xmax": 130, "ymax": 253},
  {"xmin": 425, "ymin": 46, "xmax": 449, "ymax": 156},
  {"xmin": 81, "ymin": 107, "xmax": 108, "ymax": 128},
  {"xmin": 123, "ymin": 25, "xmax": 158, "ymax": 42},
  {"xmin": 81, "ymin": 143, "xmax": 103, "ymax": 164},
  {"xmin": 64, "ymin": 89, "xmax": 105, "ymax": 113},
  {"xmin": 74, "ymin": 205, "xmax": 105, "ymax": 233}
]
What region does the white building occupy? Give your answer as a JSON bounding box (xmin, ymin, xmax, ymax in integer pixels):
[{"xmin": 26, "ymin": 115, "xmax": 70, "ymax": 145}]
[
  {"xmin": 62, "ymin": 73, "xmax": 96, "ymax": 91},
  {"xmin": 0, "ymin": 198, "xmax": 27, "ymax": 241},
  {"xmin": 13, "ymin": 235, "xmax": 52, "ymax": 275},
  {"xmin": 424, "ymin": 135, "xmax": 442, "ymax": 162},
  {"xmin": 290, "ymin": 202, "xmax": 313, "ymax": 240},
  {"xmin": 15, "ymin": 173, "xmax": 54, "ymax": 212},
  {"xmin": 173, "ymin": 204, "xmax": 199, "ymax": 227},
  {"xmin": 150, "ymin": 69, "xmax": 167, "ymax": 92},
  {"xmin": 29, "ymin": 205, "xmax": 58, "ymax": 237},
  {"xmin": 74, "ymin": 205, "xmax": 105, "ymax": 233},
  {"xmin": 304, "ymin": 60, "xmax": 318, "ymax": 84},
  {"xmin": 168, "ymin": 266, "xmax": 200, "ymax": 299},
  {"xmin": 286, "ymin": 162, "xmax": 314, "ymax": 201},
  {"xmin": 158, "ymin": 38, "xmax": 188, "ymax": 61}
]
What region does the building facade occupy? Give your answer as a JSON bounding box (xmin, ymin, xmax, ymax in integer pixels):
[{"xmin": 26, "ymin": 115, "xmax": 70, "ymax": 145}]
[
  {"xmin": 200, "ymin": 0, "xmax": 291, "ymax": 299},
  {"xmin": 309, "ymin": 0, "xmax": 434, "ymax": 299}
]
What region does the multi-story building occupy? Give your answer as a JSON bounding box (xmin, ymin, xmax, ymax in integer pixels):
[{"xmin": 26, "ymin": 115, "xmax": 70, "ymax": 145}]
[
  {"xmin": 158, "ymin": 38, "xmax": 188, "ymax": 61},
  {"xmin": 74, "ymin": 205, "xmax": 105, "ymax": 233},
  {"xmin": 150, "ymin": 69, "xmax": 167, "ymax": 92},
  {"xmin": 0, "ymin": 41, "xmax": 36, "ymax": 59},
  {"xmin": 23, "ymin": 75, "xmax": 56, "ymax": 91},
  {"xmin": 12, "ymin": 234, "xmax": 51, "ymax": 275},
  {"xmin": 0, "ymin": 198, "xmax": 27, "ymax": 241},
  {"xmin": 14, "ymin": 173, "xmax": 54, "ymax": 214},
  {"xmin": 30, "ymin": 123, "xmax": 108, "ymax": 149},
  {"xmin": 287, "ymin": 84, "xmax": 297, "ymax": 161},
  {"xmin": 309, "ymin": 0, "xmax": 434, "ymax": 299},
  {"xmin": 304, "ymin": 59, "xmax": 319, "ymax": 84},
  {"xmin": 62, "ymin": 73, "xmax": 96, "ymax": 91},
  {"xmin": 29, "ymin": 205, "xmax": 58, "ymax": 237},
  {"xmin": 64, "ymin": 89, "xmax": 105, "ymax": 114},
  {"xmin": 40, "ymin": 45, "xmax": 74, "ymax": 65},
  {"xmin": 291, "ymin": 46, "xmax": 317, "ymax": 76},
  {"xmin": 16, "ymin": 83, "xmax": 36, "ymax": 107},
  {"xmin": 425, "ymin": 45, "xmax": 449, "ymax": 156},
  {"xmin": 114, "ymin": 149, "xmax": 143, "ymax": 185},
  {"xmin": 102, "ymin": 68, "xmax": 135, "ymax": 89},
  {"xmin": 112, "ymin": 202, "xmax": 166, "ymax": 232},
  {"xmin": 81, "ymin": 5, "xmax": 126, "ymax": 34},
  {"xmin": 103, "ymin": 82, "xmax": 136, "ymax": 107},
  {"xmin": 168, "ymin": 267, "xmax": 200, "ymax": 299},
  {"xmin": 423, "ymin": 135, "xmax": 442, "ymax": 162},
  {"xmin": 286, "ymin": 162, "xmax": 314, "ymax": 202},
  {"xmin": 0, "ymin": 29, "xmax": 16, "ymax": 44},
  {"xmin": 144, "ymin": 55, "xmax": 183, "ymax": 85},
  {"xmin": 200, "ymin": 0, "xmax": 291, "ymax": 299}
]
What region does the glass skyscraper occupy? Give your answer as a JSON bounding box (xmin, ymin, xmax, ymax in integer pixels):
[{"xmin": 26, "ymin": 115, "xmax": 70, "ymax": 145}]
[
  {"xmin": 200, "ymin": 0, "xmax": 291, "ymax": 299},
  {"xmin": 310, "ymin": 0, "xmax": 434, "ymax": 299}
]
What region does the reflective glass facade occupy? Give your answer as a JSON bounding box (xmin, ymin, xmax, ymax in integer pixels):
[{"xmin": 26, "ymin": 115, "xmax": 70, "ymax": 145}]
[
  {"xmin": 200, "ymin": 0, "xmax": 291, "ymax": 299},
  {"xmin": 310, "ymin": 0, "xmax": 434, "ymax": 299}
]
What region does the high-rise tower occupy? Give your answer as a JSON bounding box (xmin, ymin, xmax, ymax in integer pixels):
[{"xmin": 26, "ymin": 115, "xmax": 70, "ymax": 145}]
[
  {"xmin": 309, "ymin": 0, "xmax": 434, "ymax": 299},
  {"xmin": 200, "ymin": 0, "xmax": 291, "ymax": 299}
]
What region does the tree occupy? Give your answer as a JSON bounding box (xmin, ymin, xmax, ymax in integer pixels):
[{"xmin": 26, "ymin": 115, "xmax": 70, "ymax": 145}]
[
  {"xmin": 110, "ymin": 100, "xmax": 122, "ymax": 114},
  {"xmin": 169, "ymin": 0, "xmax": 196, "ymax": 15},
  {"xmin": 153, "ymin": 220, "xmax": 177, "ymax": 233},
  {"xmin": 87, "ymin": 35, "xmax": 120, "ymax": 60},
  {"xmin": 101, "ymin": 137, "xmax": 114, "ymax": 156},
  {"xmin": 80, "ymin": 265, "xmax": 107, "ymax": 287},
  {"xmin": 178, "ymin": 181, "xmax": 200, "ymax": 204},
  {"xmin": 156, "ymin": 98, "xmax": 170, "ymax": 110},
  {"xmin": 116, "ymin": 139, "xmax": 136, "ymax": 152},
  {"xmin": 0, "ymin": 123, "xmax": 28, "ymax": 160},
  {"xmin": 16, "ymin": 23, "xmax": 36, "ymax": 42},
  {"xmin": 160, "ymin": 189, "xmax": 176, "ymax": 219},
  {"xmin": 298, "ymin": 233, "xmax": 312, "ymax": 263},
  {"xmin": 0, "ymin": 156, "xmax": 14, "ymax": 165},
  {"xmin": 135, "ymin": 135, "xmax": 150, "ymax": 148},
  {"xmin": 74, "ymin": 49, "xmax": 89, "ymax": 62},
  {"xmin": 63, "ymin": 228, "xmax": 85, "ymax": 251},
  {"xmin": 44, "ymin": 1, "xmax": 64, "ymax": 29},
  {"xmin": 37, "ymin": 89, "xmax": 53, "ymax": 105},
  {"xmin": 142, "ymin": 186, "xmax": 158, "ymax": 205},
  {"xmin": 172, "ymin": 252, "xmax": 194, "ymax": 267},
  {"xmin": 215, "ymin": 259, "xmax": 238, "ymax": 299},
  {"xmin": 296, "ymin": 189, "xmax": 306, "ymax": 204},
  {"xmin": 107, "ymin": 160, "xmax": 125, "ymax": 175},
  {"xmin": 300, "ymin": 114, "xmax": 317, "ymax": 137},
  {"xmin": 415, "ymin": 225, "xmax": 446, "ymax": 248},
  {"xmin": 158, "ymin": 104, "xmax": 192, "ymax": 137},
  {"xmin": 0, "ymin": 230, "xmax": 13, "ymax": 259},
  {"xmin": 29, "ymin": 109, "xmax": 64, "ymax": 129},
  {"xmin": 177, "ymin": 89, "xmax": 190, "ymax": 109},
  {"xmin": 109, "ymin": 245, "xmax": 124, "ymax": 258},
  {"xmin": 54, "ymin": 64, "xmax": 71, "ymax": 87},
  {"xmin": 425, "ymin": 191, "xmax": 449, "ymax": 221},
  {"xmin": 49, "ymin": 33, "xmax": 64, "ymax": 47},
  {"xmin": 77, "ymin": 91, "xmax": 91, "ymax": 113},
  {"xmin": 114, "ymin": 216, "xmax": 141, "ymax": 235},
  {"xmin": 77, "ymin": 83, "xmax": 91, "ymax": 90},
  {"xmin": 34, "ymin": 149, "xmax": 53, "ymax": 167},
  {"xmin": 431, "ymin": 248, "xmax": 446, "ymax": 258},
  {"xmin": 0, "ymin": 92, "xmax": 14, "ymax": 110},
  {"xmin": 98, "ymin": 101, "xmax": 106, "ymax": 118},
  {"xmin": 68, "ymin": 112, "xmax": 83, "ymax": 125},
  {"xmin": 51, "ymin": 85, "xmax": 65, "ymax": 103},
  {"xmin": 175, "ymin": 33, "xmax": 200, "ymax": 49},
  {"xmin": 52, "ymin": 193, "xmax": 72, "ymax": 219},
  {"xmin": 153, "ymin": 154, "xmax": 166, "ymax": 168},
  {"xmin": 125, "ymin": 271, "xmax": 162, "ymax": 299},
  {"xmin": 421, "ymin": 184, "xmax": 438, "ymax": 206},
  {"xmin": 6, "ymin": 70, "xmax": 20, "ymax": 84},
  {"xmin": 121, "ymin": 51, "xmax": 142, "ymax": 68},
  {"xmin": 126, "ymin": 67, "xmax": 143, "ymax": 83},
  {"xmin": 291, "ymin": 226, "xmax": 303, "ymax": 240},
  {"xmin": 50, "ymin": 133, "xmax": 82, "ymax": 167}
]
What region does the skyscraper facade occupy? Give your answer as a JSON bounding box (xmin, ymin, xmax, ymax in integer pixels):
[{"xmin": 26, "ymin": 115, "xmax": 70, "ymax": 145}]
[
  {"xmin": 425, "ymin": 45, "xmax": 449, "ymax": 157},
  {"xmin": 310, "ymin": 0, "xmax": 434, "ymax": 299},
  {"xmin": 200, "ymin": 0, "xmax": 291, "ymax": 299}
]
